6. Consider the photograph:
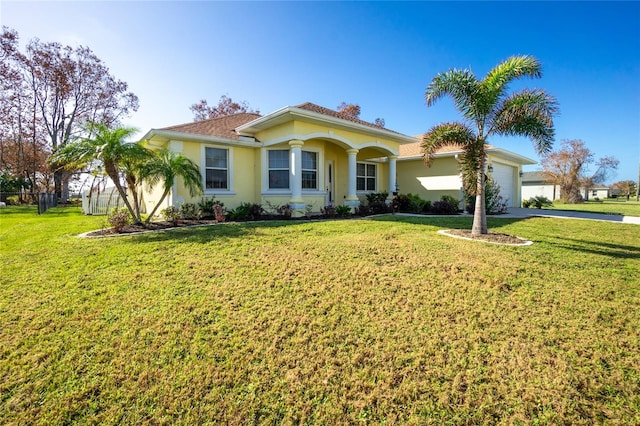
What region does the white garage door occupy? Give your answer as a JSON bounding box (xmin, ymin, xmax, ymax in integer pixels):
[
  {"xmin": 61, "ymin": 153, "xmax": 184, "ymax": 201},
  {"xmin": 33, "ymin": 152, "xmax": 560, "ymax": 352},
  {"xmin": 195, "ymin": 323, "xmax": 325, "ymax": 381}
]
[{"xmin": 492, "ymin": 163, "xmax": 515, "ymax": 207}]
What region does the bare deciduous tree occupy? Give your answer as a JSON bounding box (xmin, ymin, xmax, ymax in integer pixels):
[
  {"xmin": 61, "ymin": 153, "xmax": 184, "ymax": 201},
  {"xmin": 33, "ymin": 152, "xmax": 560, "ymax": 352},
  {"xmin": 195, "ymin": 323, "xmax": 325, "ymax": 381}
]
[
  {"xmin": 541, "ymin": 139, "xmax": 618, "ymax": 203},
  {"xmin": 190, "ymin": 95, "xmax": 258, "ymax": 121},
  {"xmin": 1, "ymin": 26, "xmax": 139, "ymax": 202}
]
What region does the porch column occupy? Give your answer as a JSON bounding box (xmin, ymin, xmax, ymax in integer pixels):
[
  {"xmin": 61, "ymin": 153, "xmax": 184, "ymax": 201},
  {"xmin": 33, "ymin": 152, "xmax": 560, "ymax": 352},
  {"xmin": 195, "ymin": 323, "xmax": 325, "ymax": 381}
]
[
  {"xmin": 388, "ymin": 155, "xmax": 397, "ymax": 198},
  {"xmin": 288, "ymin": 139, "xmax": 305, "ymax": 208},
  {"xmin": 345, "ymin": 148, "xmax": 360, "ymax": 206}
]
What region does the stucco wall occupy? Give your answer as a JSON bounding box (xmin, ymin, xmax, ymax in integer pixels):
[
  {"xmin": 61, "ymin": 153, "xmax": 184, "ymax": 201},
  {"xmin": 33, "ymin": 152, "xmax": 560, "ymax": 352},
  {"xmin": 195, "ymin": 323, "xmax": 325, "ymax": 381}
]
[{"xmin": 396, "ymin": 157, "xmax": 462, "ymax": 202}]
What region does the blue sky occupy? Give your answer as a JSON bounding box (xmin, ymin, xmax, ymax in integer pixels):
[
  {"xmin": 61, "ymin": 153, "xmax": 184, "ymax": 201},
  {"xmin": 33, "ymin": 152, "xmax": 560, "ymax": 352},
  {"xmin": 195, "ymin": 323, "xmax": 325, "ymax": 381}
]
[{"xmin": 3, "ymin": 1, "xmax": 639, "ymax": 182}]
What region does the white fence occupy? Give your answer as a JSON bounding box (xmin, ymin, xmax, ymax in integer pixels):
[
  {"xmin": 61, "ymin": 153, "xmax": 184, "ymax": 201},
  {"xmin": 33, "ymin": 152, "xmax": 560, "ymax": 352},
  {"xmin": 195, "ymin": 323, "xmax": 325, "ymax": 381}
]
[{"xmin": 82, "ymin": 188, "xmax": 125, "ymax": 215}]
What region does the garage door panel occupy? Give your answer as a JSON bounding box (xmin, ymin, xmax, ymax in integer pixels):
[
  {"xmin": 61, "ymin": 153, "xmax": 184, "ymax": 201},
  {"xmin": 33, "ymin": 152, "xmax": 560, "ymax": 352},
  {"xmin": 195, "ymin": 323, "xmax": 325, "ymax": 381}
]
[{"xmin": 492, "ymin": 164, "xmax": 515, "ymax": 207}]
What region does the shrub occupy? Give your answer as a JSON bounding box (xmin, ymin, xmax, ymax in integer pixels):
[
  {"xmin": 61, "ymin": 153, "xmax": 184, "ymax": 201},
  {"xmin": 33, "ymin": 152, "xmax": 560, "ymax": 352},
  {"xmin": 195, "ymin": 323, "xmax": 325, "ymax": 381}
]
[
  {"xmin": 366, "ymin": 191, "xmax": 390, "ymax": 214},
  {"xmin": 302, "ymin": 204, "xmax": 314, "ymax": 219},
  {"xmin": 465, "ymin": 178, "xmax": 508, "ymax": 215},
  {"xmin": 336, "ymin": 205, "xmax": 352, "ymax": 217},
  {"xmin": 523, "ymin": 196, "xmax": 552, "ymax": 209},
  {"xmin": 440, "ymin": 195, "xmax": 460, "ymax": 210},
  {"xmin": 213, "ymin": 203, "xmax": 226, "ymax": 222},
  {"xmin": 198, "ymin": 197, "xmax": 223, "ymax": 217},
  {"xmin": 276, "ymin": 204, "xmax": 292, "ymax": 219},
  {"xmin": 321, "ymin": 205, "xmax": 337, "ymax": 218},
  {"xmin": 431, "ymin": 199, "xmax": 458, "ymax": 215},
  {"xmin": 355, "ymin": 204, "xmax": 372, "ymax": 216},
  {"xmin": 107, "ymin": 207, "xmax": 132, "ymax": 232},
  {"xmin": 179, "ymin": 203, "xmax": 201, "ymax": 220},
  {"xmin": 160, "ymin": 206, "xmax": 180, "ymax": 224},
  {"xmin": 228, "ymin": 202, "xmax": 264, "ymax": 221},
  {"xmin": 392, "ymin": 194, "xmax": 412, "ymax": 212}
]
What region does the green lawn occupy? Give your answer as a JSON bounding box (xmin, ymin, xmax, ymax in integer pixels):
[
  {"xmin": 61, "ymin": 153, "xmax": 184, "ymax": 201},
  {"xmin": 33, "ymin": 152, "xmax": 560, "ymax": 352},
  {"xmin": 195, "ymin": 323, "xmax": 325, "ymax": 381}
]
[
  {"xmin": 1, "ymin": 206, "xmax": 639, "ymax": 424},
  {"xmin": 548, "ymin": 199, "xmax": 640, "ymax": 217}
]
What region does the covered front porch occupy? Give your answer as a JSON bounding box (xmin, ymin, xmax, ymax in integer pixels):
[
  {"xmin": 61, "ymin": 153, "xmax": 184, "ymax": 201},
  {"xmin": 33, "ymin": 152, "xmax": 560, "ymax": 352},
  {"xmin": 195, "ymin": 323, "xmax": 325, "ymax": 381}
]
[{"xmin": 259, "ymin": 136, "xmax": 399, "ymax": 214}]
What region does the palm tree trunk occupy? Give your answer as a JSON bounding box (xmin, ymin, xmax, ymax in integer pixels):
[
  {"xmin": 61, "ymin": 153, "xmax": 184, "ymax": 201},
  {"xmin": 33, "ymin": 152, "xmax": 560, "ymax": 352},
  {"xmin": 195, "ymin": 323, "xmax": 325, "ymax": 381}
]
[
  {"xmin": 105, "ymin": 162, "xmax": 140, "ymax": 224},
  {"xmin": 145, "ymin": 189, "xmax": 170, "ymax": 223},
  {"xmin": 471, "ymin": 166, "xmax": 487, "ymax": 235}
]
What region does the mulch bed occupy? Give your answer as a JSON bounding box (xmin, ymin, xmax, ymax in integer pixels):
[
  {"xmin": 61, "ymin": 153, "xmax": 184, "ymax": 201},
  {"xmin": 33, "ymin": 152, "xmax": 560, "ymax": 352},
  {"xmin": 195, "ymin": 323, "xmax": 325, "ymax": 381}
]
[
  {"xmin": 440, "ymin": 229, "xmax": 532, "ymax": 245},
  {"xmin": 85, "ymin": 219, "xmax": 220, "ymax": 237}
]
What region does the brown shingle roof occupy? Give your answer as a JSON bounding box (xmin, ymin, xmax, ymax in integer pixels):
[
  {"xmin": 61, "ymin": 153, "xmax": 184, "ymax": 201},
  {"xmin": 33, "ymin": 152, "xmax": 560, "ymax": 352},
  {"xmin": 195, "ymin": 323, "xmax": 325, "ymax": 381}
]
[
  {"xmin": 295, "ymin": 102, "xmax": 397, "ymax": 133},
  {"xmin": 399, "ymin": 141, "xmax": 497, "ymax": 158},
  {"xmin": 161, "ymin": 113, "xmax": 261, "ymax": 140}
]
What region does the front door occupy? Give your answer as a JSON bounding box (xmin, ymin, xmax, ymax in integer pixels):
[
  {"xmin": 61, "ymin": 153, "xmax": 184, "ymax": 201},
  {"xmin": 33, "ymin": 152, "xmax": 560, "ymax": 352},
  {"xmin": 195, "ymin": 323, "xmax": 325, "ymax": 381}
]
[{"xmin": 325, "ymin": 161, "xmax": 335, "ymax": 206}]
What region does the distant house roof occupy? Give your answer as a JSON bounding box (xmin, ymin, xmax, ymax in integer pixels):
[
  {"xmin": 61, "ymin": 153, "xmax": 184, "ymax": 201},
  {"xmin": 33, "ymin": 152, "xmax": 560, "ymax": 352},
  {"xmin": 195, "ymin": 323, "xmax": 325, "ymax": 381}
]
[
  {"xmin": 521, "ymin": 171, "xmax": 549, "ymax": 183},
  {"xmin": 398, "ymin": 141, "xmax": 535, "ymax": 165},
  {"xmin": 160, "ymin": 113, "xmax": 261, "ymax": 140},
  {"xmin": 295, "ymin": 102, "xmax": 392, "ymax": 132},
  {"xmin": 399, "ymin": 141, "xmax": 499, "ymax": 158}
]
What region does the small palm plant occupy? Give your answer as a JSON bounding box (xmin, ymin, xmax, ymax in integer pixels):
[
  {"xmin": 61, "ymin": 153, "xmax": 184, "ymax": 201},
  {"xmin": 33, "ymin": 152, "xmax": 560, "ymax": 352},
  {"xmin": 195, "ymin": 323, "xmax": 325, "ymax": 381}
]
[
  {"xmin": 141, "ymin": 148, "xmax": 203, "ymax": 223},
  {"xmin": 422, "ymin": 55, "xmax": 558, "ymax": 235},
  {"xmin": 50, "ymin": 122, "xmax": 152, "ymax": 224}
]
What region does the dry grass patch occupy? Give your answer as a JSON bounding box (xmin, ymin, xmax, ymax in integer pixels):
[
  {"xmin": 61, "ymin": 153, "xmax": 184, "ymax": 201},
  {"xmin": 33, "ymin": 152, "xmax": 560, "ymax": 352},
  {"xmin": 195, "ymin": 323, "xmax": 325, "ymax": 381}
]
[{"xmin": 1, "ymin": 207, "xmax": 639, "ymax": 424}]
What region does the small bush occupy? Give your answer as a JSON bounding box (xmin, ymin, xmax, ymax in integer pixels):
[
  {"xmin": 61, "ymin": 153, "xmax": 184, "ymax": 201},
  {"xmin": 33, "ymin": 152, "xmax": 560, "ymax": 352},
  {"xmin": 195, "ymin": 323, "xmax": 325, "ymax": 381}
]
[
  {"xmin": 248, "ymin": 203, "xmax": 264, "ymax": 220},
  {"xmin": 336, "ymin": 205, "xmax": 352, "ymax": 217},
  {"xmin": 523, "ymin": 196, "xmax": 552, "ymax": 209},
  {"xmin": 228, "ymin": 202, "xmax": 263, "ymax": 221},
  {"xmin": 321, "ymin": 205, "xmax": 337, "ymax": 218},
  {"xmin": 213, "ymin": 203, "xmax": 226, "ymax": 222},
  {"xmin": 366, "ymin": 191, "xmax": 390, "ymax": 214},
  {"xmin": 392, "ymin": 194, "xmax": 412, "ymax": 212},
  {"xmin": 107, "ymin": 207, "xmax": 132, "ymax": 232},
  {"xmin": 198, "ymin": 197, "xmax": 223, "ymax": 217},
  {"xmin": 431, "ymin": 199, "xmax": 458, "ymax": 215},
  {"xmin": 276, "ymin": 204, "xmax": 292, "ymax": 219},
  {"xmin": 160, "ymin": 206, "xmax": 180, "ymax": 224},
  {"xmin": 355, "ymin": 204, "xmax": 372, "ymax": 216},
  {"xmin": 302, "ymin": 204, "xmax": 314, "ymax": 219},
  {"xmin": 179, "ymin": 203, "xmax": 201, "ymax": 220},
  {"xmin": 465, "ymin": 178, "xmax": 508, "ymax": 215},
  {"xmin": 440, "ymin": 195, "xmax": 460, "ymax": 210}
]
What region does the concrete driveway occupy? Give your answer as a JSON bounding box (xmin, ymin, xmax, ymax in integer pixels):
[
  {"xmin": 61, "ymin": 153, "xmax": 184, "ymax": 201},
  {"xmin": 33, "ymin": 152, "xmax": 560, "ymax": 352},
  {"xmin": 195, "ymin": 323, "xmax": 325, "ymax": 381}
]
[{"xmin": 502, "ymin": 208, "xmax": 640, "ymax": 225}]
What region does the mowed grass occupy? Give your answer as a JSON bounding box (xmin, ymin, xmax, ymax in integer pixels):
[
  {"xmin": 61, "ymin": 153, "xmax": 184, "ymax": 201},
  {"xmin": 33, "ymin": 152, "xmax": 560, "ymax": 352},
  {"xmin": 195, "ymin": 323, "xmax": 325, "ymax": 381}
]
[
  {"xmin": 549, "ymin": 199, "xmax": 640, "ymax": 217},
  {"xmin": 1, "ymin": 207, "xmax": 639, "ymax": 424}
]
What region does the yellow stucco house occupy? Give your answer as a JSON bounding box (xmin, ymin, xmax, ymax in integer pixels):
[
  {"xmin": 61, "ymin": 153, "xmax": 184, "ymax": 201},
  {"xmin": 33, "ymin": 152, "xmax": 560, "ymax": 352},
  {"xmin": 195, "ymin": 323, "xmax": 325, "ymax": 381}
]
[{"xmin": 139, "ymin": 102, "xmax": 535, "ymax": 215}]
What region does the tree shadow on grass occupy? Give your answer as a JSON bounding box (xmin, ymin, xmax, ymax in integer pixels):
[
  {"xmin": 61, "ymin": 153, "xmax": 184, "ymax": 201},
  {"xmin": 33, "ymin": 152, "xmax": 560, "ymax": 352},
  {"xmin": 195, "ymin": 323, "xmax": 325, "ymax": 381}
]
[
  {"xmin": 127, "ymin": 219, "xmax": 338, "ymax": 245},
  {"xmin": 368, "ymin": 214, "xmax": 528, "ymax": 230},
  {"xmin": 545, "ymin": 236, "xmax": 640, "ymax": 260}
]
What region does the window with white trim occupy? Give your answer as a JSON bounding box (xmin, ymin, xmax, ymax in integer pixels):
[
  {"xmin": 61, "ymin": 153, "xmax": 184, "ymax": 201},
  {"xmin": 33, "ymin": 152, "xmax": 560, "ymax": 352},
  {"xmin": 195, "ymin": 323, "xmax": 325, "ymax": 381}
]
[
  {"xmin": 301, "ymin": 151, "xmax": 317, "ymax": 190},
  {"xmin": 205, "ymin": 147, "xmax": 228, "ymax": 189},
  {"xmin": 357, "ymin": 162, "xmax": 377, "ymax": 191},
  {"xmin": 268, "ymin": 150, "xmax": 289, "ymax": 189}
]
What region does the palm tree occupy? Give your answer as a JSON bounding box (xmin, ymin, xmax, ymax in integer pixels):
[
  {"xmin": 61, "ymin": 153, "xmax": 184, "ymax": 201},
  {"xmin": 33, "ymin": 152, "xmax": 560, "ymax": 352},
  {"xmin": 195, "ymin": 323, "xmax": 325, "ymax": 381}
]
[
  {"xmin": 141, "ymin": 148, "xmax": 203, "ymax": 223},
  {"xmin": 50, "ymin": 122, "xmax": 152, "ymax": 223},
  {"xmin": 422, "ymin": 55, "xmax": 558, "ymax": 235}
]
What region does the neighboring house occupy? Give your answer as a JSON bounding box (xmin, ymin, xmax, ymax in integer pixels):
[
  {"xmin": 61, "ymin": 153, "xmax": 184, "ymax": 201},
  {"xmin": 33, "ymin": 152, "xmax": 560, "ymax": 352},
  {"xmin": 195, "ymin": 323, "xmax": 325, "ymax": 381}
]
[
  {"xmin": 397, "ymin": 142, "xmax": 535, "ymax": 208},
  {"xmin": 585, "ymin": 186, "xmax": 610, "ymax": 200},
  {"xmin": 521, "ymin": 171, "xmax": 609, "ymax": 201},
  {"xmin": 521, "ymin": 171, "xmax": 561, "ymax": 201},
  {"xmin": 139, "ymin": 102, "xmax": 535, "ymax": 215}
]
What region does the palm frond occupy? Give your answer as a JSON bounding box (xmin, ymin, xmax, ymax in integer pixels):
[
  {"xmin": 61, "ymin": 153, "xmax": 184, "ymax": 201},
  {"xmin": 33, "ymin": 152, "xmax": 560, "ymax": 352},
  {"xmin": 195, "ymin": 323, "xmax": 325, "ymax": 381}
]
[
  {"xmin": 489, "ymin": 89, "xmax": 559, "ymax": 155},
  {"xmin": 426, "ymin": 69, "xmax": 480, "ymax": 120},
  {"xmin": 142, "ymin": 149, "xmax": 203, "ymax": 197},
  {"xmin": 421, "ymin": 122, "xmax": 476, "ymax": 166},
  {"xmin": 479, "ymin": 55, "xmax": 543, "ymax": 120}
]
